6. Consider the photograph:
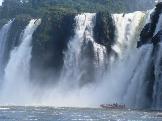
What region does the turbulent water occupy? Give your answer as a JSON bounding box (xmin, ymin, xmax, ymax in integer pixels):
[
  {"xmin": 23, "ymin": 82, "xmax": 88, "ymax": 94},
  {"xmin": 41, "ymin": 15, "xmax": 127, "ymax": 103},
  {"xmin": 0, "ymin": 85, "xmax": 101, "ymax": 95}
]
[{"xmin": 0, "ymin": 106, "xmax": 161, "ymax": 121}]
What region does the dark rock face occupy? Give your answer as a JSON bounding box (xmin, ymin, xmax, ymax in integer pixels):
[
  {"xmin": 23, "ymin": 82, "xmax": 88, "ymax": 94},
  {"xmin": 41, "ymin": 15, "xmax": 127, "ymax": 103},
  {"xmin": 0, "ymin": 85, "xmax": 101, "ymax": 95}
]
[
  {"xmin": 138, "ymin": 23, "xmax": 152, "ymax": 47},
  {"xmin": 138, "ymin": 2, "xmax": 162, "ymax": 48},
  {"xmin": 31, "ymin": 11, "xmax": 76, "ymax": 83},
  {"xmin": 94, "ymin": 12, "xmax": 115, "ymax": 52}
]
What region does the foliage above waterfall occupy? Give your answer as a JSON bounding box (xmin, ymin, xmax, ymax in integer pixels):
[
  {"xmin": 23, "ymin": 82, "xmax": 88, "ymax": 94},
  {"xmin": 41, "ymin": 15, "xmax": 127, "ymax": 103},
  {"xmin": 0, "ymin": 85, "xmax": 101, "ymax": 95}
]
[
  {"xmin": 1, "ymin": 0, "xmax": 125, "ymax": 14},
  {"xmin": 0, "ymin": 0, "xmax": 155, "ymax": 20}
]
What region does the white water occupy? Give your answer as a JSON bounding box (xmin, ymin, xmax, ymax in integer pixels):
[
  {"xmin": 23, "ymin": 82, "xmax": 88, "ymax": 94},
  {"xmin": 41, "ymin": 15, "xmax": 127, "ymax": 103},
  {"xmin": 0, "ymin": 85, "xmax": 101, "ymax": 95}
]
[
  {"xmin": 0, "ymin": 19, "xmax": 41, "ymax": 104},
  {"xmin": 0, "ymin": 20, "xmax": 13, "ymax": 75}
]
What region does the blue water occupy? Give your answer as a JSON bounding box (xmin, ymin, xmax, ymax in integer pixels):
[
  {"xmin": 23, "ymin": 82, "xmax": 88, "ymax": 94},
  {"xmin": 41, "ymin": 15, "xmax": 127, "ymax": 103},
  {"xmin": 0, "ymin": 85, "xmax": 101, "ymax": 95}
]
[{"xmin": 0, "ymin": 106, "xmax": 161, "ymax": 121}]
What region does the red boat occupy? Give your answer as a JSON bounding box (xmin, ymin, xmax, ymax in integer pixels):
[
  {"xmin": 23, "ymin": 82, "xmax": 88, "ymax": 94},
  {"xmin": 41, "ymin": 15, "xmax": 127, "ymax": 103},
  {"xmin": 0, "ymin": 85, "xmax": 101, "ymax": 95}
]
[{"xmin": 100, "ymin": 103, "xmax": 126, "ymax": 109}]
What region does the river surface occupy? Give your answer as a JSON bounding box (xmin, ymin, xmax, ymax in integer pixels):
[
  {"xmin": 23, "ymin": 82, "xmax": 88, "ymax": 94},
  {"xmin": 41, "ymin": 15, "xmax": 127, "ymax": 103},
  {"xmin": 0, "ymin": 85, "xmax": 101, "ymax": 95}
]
[{"xmin": 0, "ymin": 106, "xmax": 161, "ymax": 121}]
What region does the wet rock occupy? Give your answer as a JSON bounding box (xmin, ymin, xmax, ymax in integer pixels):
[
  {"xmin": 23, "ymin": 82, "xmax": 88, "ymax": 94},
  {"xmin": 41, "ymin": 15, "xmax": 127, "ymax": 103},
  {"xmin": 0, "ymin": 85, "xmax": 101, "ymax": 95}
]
[
  {"xmin": 138, "ymin": 2, "xmax": 162, "ymax": 48},
  {"xmin": 31, "ymin": 11, "xmax": 76, "ymax": 83},
  {"xmin": 94, "ymin": 12, "xmax": 115, "ymax": 51},
  {"xmin": 137, "ymin": 23, "xmax": 152, "ymax": 47}
]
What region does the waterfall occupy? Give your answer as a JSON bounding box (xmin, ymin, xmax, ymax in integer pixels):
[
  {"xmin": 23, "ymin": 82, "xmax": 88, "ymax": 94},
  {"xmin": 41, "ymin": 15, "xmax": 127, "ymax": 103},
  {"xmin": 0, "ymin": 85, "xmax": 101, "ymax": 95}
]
[
  {"xmin": 35, "ymin": 13, "xmax": 108, "ymax": 107},
  {"xmin": 0, "ymin": 10, "xmax": 160, "ymax": 108},
  {"xmin": 94, "ymin": 11, "xmax": 153, "ymax": 108},
  {"xmin": 0, "ymin": 19, "xmax": 41, "ymax": 104},
  {"xmin": 112, "ymin": 11, "xmax": 146, "ymax": 58},
  {"xmin": 142, "ymin": 7, "xmax": 162, "ymax": 109},
  {"xmin": 47, "ymin": 12, "xmax": 152, "ymax": 107},
  {"xmin": 152, "ymin": 11, "xmax": 162, "ymax": 109},
  {"xmin": 94, "ymin": 44, "xmax": 153, "ymax": 108},
  {"xmin": 21, "ymin": 12, "xmax": 153, "ymax": 108},
  {"xmin": 152, "ymin": 43, "xmax": 162, "ymax": 109},
  {"xmin": 0, "ymin": 20, "xmax": 13, "ymax": 77},
  {"xmin": 61, "ymin": 13, "xmax": 107, "ymax": 88},
  {"xmin": 123, "ymin": 45, "xmax": 153, "ymax": 108}
]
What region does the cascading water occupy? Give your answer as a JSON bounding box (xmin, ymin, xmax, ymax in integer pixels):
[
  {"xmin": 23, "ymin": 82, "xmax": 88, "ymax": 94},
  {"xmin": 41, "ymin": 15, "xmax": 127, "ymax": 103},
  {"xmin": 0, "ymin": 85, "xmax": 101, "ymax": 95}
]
[
  {"xmin": 61, "ymin": 13, "xmax": 107, "ymax": 88},
  {"xmin": 0, "ymin": 9, "xmax": 160, "ymax": 109},
  {"xmin": 0, "ymin": 20, "xmax": 13, "ymax": 76},
  {"xmin": 112, "ymin": 11, "xmax": 146, "ymax": 58},
  {"xmin": 152, "ymin": 43, "xmax": 162, "ymax": 109},
  {"xmin": 94, "ymin": 44, "xmax": 153, "ymax": 108},
  {"xmin": 41, "ymin": 12, "xmax": 152, "ymax": 108},
  {"xmin": 0, "ymin": 19, "xmax": 41, "ymax": 104},
  {"xmin": 94, "ymin": 11, "xmax": 153, "ymax": 108},
  {"xmin": 123, "ymin": 44, "xmax": 153, "ymax": 108},
  {"xmin": 152, "ymin": 11, "xmax": 162, "ymax": 109}
]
